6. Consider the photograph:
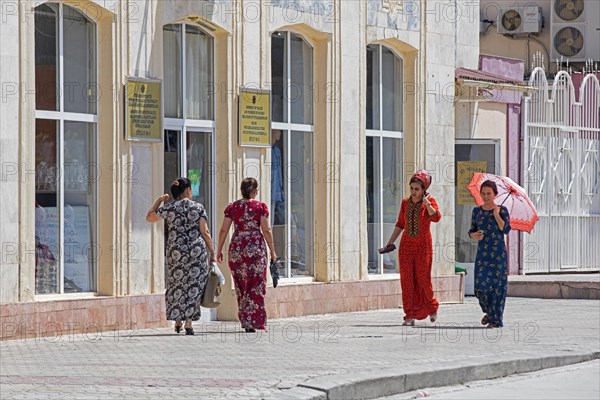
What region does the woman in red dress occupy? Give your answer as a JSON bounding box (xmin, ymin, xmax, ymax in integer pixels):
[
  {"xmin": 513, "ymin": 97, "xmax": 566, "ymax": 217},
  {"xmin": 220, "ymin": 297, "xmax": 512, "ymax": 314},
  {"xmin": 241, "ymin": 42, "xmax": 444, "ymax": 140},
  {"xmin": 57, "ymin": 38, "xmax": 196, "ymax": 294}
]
[
  {"xmin": 384, "ymin": 170, "xmax": 441, "ymax": 326},
  {"xmin": 216, "ymin": 178, "xmax": 277, "ymax": 332}
]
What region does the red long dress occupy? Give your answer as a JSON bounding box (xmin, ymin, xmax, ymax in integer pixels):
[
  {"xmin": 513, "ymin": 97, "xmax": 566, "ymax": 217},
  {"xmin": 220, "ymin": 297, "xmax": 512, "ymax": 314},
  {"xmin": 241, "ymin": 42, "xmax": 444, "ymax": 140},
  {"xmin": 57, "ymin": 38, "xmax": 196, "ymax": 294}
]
[
  {"xmin": 225, "ymin": 199, "xmax": 269, "ymax": 330},
  {"xmin": 396, "ymin": 197, "xmax": 441, "ymax": 321}
]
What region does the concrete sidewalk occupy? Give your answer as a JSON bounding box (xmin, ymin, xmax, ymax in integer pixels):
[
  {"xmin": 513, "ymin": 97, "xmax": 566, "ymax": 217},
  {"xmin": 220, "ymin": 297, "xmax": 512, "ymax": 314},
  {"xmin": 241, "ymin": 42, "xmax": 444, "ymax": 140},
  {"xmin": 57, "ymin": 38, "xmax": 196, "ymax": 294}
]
[{"xmin": 0, "ymin": 297, "xmax": 598, "ymax": 400}]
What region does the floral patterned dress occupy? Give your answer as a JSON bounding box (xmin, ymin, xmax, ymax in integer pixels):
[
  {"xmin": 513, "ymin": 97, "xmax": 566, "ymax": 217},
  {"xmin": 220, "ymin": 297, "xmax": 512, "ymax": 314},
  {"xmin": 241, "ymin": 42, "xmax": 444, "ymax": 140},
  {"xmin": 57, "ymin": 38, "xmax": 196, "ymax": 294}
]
[
  {"xmin": 396, "ymin": 197, "xmax": 441, "ymax": 321},
  {"xmin": 468, "ymin": 206, "xmax": 511, "ymax": 327},
  {"xmin": 225, "ymin": 199, "xmax": 269, "ymax": 330},
  {"xmin": 156, "ymin": 199, "xmax": 210, "ymax": 321}
]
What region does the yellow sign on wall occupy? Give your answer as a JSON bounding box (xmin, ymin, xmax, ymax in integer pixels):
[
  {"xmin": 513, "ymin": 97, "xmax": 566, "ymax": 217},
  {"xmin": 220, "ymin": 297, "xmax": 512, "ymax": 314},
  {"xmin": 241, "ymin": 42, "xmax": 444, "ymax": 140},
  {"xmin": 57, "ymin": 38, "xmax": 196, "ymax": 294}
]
[
  {"xmin": 239, "ymin": 88, "xmax": 271, "ymax": 147},
  {"xmin": 125, "ymin": 77, "xmax": 162, "ymax": 142},
  {"xmin": 457, "ymin": 161, "xmax": 488, "ymax": 205}
]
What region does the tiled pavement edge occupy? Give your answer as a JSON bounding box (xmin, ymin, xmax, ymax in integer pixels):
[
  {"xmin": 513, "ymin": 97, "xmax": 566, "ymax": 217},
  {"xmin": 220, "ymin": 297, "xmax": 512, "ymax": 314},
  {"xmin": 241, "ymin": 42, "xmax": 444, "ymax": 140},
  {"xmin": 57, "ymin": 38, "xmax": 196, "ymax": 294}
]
[
  {"xmin": 271, "ymin": 353, "xmax": 600, "ymax": 399},
  {"xmin": 1, "ymin": 298, "xmax": 599, "ymax": 400}
]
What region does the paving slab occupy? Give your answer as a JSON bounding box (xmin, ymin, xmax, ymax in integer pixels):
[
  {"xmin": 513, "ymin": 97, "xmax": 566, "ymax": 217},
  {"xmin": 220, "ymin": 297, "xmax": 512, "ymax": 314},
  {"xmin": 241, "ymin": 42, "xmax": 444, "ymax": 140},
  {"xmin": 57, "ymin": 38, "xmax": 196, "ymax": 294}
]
[{"xmin": 1, "ymin": 298, "xmax": 599, "ymax": 399}]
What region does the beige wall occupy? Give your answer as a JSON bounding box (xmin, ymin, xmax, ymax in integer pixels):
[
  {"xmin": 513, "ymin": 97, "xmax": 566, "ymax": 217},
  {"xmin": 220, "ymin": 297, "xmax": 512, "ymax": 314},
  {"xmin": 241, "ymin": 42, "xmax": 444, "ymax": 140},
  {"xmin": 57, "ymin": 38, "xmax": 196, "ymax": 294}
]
[
  {"xmin": 0, "ymin": 0, "xmax": 30, "ymax": 302},
  {"xmin": 2, "ymin": 0, "xmax": 479, "ymax": 310},
  {"xmin": 455, "ymin": 101, "xmax": 508, "ymax": 173},
  {"xmin": 422, "ymin": 0, "xmax": 481, "ymax": 275},
  {"xmin": 475, "ymin": 103, "xmax": 508, "ymax": 174}
]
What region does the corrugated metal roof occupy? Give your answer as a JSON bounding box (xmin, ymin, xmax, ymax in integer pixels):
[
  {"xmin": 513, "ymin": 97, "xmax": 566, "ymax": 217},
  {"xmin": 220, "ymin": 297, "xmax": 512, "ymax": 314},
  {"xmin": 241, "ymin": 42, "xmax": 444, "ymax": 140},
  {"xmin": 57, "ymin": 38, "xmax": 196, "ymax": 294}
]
[{"xmin": 455, "ymin": 67, "xmax": 526, "ymax": 86}]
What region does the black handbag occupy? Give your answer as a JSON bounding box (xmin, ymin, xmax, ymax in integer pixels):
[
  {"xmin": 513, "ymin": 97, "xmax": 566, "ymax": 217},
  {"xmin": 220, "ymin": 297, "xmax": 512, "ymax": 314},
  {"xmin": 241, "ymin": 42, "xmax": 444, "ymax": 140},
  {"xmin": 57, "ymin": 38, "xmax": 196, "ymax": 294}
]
[
  {"xmin": 378, "ymin": 244, "xmax": 396, "ymax": 254},
  {"xmin": 270, "ymin": 258, "xmax": 281, "ymax": 288}
]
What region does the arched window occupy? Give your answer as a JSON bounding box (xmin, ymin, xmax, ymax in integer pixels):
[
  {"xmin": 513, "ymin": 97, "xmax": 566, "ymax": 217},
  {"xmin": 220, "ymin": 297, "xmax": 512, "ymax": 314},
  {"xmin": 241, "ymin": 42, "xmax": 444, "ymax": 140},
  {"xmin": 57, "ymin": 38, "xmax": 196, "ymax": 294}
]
[
  {"xmin": 366, "ymin": 44, "xmax": 404, "ymax": 275},
  {"xmin": 270, "ymin": 31, "xmax": 314, "ymax": 280},
  {"xmin": 162, "ymin": 23, "xmax": 215, "ymax": 227},
  {"xmin": 34, "ymin": 3, "xmax": 98, "ymax": 294}
]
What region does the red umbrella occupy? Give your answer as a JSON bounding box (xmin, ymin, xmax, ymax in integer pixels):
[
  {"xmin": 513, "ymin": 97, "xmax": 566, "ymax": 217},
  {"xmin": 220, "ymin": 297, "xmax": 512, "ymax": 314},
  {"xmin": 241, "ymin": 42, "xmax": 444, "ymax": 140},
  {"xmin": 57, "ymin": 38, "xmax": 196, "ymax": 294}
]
[{"xmin": 466, "ymin": 173, "xmax": 539, "ymax": 233}]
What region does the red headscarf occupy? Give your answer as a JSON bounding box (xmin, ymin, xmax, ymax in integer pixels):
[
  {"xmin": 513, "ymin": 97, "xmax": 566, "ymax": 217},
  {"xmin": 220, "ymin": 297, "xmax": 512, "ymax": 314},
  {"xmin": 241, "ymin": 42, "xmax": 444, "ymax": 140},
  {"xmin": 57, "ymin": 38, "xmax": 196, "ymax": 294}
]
[{"xmin": 411, "ymin": 170, "xmax": 431, "ymax": 191}]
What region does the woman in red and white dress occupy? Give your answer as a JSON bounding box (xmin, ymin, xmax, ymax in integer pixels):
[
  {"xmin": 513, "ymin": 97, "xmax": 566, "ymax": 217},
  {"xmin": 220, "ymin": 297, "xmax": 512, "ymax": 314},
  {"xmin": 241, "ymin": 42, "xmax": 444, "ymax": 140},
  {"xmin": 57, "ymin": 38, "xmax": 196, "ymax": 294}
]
[{"xmin": 217, "ymin": 178, "xmax": 277, "ymax": 332}]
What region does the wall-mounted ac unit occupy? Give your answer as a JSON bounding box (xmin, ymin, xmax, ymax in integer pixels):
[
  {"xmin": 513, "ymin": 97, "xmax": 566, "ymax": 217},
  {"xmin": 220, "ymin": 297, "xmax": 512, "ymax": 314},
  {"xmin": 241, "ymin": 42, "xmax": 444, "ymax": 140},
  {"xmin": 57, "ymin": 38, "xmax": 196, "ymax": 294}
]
[
  {"xmin": 551, "ymin": 0, "xmax": 600, "ymax": 61},
  {"xmin": 497, "ymin": 6, "xmax": 543, "ymax": 34}
]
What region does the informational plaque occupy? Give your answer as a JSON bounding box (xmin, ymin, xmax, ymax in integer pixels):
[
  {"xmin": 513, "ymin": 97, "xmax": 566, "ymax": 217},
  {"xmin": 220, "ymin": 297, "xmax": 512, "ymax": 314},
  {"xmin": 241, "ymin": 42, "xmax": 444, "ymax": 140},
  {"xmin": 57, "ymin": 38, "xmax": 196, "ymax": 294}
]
[
  {"xmin": 125, "ymin": 77, "xmax": 162, "ymax": 142},
  {"xmin": 239, "ymin": 88, "xmax": 271, "ymax": 147},
  {"xmin": 457, "ymin": 161, "xmax": 488, "ymax": 205}
]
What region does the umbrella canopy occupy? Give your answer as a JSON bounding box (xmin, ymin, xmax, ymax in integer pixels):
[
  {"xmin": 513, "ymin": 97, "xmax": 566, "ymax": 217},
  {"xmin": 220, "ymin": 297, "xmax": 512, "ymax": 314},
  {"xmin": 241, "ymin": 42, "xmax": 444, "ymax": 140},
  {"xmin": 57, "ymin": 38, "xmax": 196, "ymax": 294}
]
[{"xmin": 466, "ymin": 173, "xmax": 539, "ymax": 233}]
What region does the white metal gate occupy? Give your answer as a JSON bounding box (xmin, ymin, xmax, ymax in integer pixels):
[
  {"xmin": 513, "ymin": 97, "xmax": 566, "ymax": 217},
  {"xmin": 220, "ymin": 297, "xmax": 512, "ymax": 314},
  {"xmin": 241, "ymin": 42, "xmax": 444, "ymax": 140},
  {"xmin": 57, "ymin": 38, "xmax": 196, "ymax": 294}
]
[{"xmin": 524, "ymin": 68, "xmax": 600, "ymax": 273}]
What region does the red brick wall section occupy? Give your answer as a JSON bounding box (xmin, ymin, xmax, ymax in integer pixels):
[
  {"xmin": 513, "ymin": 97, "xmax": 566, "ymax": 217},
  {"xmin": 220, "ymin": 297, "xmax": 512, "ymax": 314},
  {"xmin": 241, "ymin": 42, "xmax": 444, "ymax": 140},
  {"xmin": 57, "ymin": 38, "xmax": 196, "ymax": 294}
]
[
  {"xmin": 0, "ymin": 295, "xmax": 167, "ymax": 341},
  {"xmin": 0, "ymin": 276, "xmax": 464, "ymax": 340},
  {"xmin": 265, "ymin": 275, "xmax": 464, "ymax": 319}
]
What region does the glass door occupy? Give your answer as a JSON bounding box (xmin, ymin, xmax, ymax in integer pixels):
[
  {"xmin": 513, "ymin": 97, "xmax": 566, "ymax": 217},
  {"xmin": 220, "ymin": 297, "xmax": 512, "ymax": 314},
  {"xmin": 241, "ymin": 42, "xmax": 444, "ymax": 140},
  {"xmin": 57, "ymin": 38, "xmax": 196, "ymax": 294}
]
[
  {"xmin": 164, "ymin": 130, "xmax": 181, "ymax": 194},
  {"xmin": 186, "ymin": 130, "xmax": 213, "ymax": 229},
  {"xmin": 455, "ymin": 139, "xmax": 499, "ymax": 294},
  {"xmin": 163, "ymin": 128, "xmax": 215, "ymax": 321}
]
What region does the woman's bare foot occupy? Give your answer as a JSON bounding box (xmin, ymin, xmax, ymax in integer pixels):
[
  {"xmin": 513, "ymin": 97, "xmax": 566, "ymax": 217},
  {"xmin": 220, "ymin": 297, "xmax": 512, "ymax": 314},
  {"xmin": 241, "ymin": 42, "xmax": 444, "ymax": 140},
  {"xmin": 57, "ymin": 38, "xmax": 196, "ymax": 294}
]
[
  {"xmin": 481, "ymin": 314, "xmax": 489, "ymax": 325},
  {"xmin": 486, "ymin": 323, "xmax": 500, "ymax": 328},
  {"xmin": 402, "ymin": 319, "xmax": 415, "ymax": 326}
]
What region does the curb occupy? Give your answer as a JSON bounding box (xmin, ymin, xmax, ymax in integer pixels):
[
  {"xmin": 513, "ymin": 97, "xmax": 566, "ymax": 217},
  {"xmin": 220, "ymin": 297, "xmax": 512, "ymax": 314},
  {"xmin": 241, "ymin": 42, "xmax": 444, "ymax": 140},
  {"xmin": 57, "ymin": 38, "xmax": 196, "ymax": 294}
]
[
  {"xmin": 265, "ymin": 352, "xmax": 600, "ymax": 400},
  {"xmin": 508, "ymin": 280, "xmax": 600, "ymax": 300}
]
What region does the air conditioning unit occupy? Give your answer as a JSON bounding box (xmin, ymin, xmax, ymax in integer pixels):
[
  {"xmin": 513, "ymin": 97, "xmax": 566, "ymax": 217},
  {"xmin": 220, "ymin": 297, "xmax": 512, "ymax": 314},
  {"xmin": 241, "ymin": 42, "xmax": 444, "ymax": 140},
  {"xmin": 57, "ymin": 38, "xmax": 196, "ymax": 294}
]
[
  {"xmin": 551, "ymin": 0, "xmax": 600, "ymax": 62},
  {"xmin": 497, "ymin": 6, "xmax": 543, "ymax": 34}
]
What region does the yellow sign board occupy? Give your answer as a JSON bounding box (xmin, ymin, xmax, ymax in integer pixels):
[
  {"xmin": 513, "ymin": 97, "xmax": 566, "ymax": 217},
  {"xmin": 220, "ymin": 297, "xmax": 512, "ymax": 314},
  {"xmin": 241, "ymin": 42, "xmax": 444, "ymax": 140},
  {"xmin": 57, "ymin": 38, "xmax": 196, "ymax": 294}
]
[
  {"xmin": 457, "ymin": 161, "xmax": 488, "ymax": 205},
  {"xmin": 239, "ymin": 88, "xmax": 271, "ymax": 147},
  {"xmin": 125, "ymin": 77, "xmax": 162, "ymax": 142}
]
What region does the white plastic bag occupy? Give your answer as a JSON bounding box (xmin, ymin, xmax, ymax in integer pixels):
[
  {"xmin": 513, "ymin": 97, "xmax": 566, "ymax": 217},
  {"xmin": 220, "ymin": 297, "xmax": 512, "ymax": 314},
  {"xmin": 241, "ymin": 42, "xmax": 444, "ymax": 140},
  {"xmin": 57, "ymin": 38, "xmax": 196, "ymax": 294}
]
[{"xmin": 212, "ymin": 263, "xmax": 226, "ymax": 285}]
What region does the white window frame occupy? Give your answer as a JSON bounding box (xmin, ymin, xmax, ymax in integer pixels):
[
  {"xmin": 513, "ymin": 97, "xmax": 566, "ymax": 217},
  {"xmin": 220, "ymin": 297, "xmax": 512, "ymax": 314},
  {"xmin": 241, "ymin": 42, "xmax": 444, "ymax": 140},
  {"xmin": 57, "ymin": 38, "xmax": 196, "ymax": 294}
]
[
  {"xmin": 272, "ymin": 31, "xmax": 314, "ymax": 283},
  {"xmin": 163, "ymin": 23, "xmax": 217, "ymax": 321},
  {"xmin": 163, "ymin": 23, "xmax": 217, "ymax": 227},
  {"xmin": 34, "ymin": 3, "xmax": 99, "ymax": 296},
  {"xmin": 366, "ymin": 44, "xmax": 404, "ymax": 278}
]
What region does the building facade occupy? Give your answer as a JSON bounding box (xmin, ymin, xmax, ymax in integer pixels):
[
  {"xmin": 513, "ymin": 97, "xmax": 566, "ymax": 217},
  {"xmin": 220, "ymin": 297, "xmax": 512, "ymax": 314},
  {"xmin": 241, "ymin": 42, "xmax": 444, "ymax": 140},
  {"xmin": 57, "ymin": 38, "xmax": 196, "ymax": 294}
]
[
  {"xmin": 0, "ymin": 0, "xmax": 478, "ymax": 338},
  {"xmin": 480, "ymin": 0, "xmax": 600, "ymax": 76},
  {"xmin": 454, "ymin": 55, "xmax": 529, "ymax": 280},
  {"xmin": 476, "ymin": 0, "xmax": 600, "ymax": 274}
]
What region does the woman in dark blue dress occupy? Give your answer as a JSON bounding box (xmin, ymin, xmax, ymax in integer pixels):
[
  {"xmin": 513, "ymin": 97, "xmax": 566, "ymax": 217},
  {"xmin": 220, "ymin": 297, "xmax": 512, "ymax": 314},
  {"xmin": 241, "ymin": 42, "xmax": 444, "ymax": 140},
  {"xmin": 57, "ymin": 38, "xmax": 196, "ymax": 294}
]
[{"xmin": 468, "ymin": 180, "xmax": 511, "ymax": 328}]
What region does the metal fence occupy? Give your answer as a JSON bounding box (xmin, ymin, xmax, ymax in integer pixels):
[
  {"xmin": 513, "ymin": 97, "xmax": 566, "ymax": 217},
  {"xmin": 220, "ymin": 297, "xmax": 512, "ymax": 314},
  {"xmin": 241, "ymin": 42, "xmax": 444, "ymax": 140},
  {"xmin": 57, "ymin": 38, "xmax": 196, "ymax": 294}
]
[{"xmin": 523, "ymin": 68, "xmax": 600, "ymax": 273}]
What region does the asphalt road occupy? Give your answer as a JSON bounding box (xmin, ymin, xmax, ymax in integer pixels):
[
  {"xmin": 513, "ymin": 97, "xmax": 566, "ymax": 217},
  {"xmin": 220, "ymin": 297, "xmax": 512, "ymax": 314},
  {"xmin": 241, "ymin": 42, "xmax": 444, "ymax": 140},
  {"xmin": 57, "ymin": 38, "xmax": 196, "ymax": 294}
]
[{"xmin": 378, "ymin": 360, "xmax": 600, "ymax": 400}]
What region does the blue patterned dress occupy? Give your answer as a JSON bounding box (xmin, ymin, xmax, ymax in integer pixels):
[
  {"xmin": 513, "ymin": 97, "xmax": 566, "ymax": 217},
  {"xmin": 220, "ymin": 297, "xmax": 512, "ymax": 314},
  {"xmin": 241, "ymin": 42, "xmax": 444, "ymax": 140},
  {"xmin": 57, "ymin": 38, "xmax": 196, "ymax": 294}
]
[{"xmin": 468, "ymin": 206, "xmax": 511, "ymax": 327}]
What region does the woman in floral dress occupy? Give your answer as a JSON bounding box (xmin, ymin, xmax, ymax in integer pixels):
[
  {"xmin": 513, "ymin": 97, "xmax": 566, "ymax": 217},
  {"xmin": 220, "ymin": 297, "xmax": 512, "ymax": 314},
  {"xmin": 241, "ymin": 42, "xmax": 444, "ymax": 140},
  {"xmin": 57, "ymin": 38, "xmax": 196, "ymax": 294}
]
[
  {"xmin": 468, "ymin": 180, "xmax": 511, "ymax": 328},
  {"xmin": 383, "ymin": 170, "xmax": 441, "ymax": 326},
  {"xmin": 146, "ymin": 177, "xmax": 216, "ymax": 335},
  {"xmin": 217, "ymin": 178, "xmax": 277, "ymax": 332}
]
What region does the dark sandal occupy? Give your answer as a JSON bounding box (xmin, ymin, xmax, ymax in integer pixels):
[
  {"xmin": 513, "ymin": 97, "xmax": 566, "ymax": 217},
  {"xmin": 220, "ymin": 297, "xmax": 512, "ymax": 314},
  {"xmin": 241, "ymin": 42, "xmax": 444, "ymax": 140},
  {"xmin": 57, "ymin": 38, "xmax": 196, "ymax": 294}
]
[
  {"xmin": 486, "ymin": 323, "xmax": 500, "ymax": 329},
  {"xmin": 245, "ymin": 328, "xmax": 256, "ymax": 333},
  {"xmin": 185, "ymin": 327, "xmax": 195, "ymax": 335},
  {"xmin": 174, "ymin": 322, "xmax": 183, "ymax": 334},
  {"xmin": 481, "ymin": 315, "xmax": 489, "ymax": 325}
]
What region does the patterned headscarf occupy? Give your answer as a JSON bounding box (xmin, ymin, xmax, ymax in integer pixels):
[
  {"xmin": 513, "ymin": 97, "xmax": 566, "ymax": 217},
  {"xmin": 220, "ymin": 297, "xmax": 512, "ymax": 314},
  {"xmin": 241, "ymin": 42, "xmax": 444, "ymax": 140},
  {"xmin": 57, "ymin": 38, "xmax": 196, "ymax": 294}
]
[{"xmin": 411, "ymin": 170, "xmax": 432, "ymax": 191}]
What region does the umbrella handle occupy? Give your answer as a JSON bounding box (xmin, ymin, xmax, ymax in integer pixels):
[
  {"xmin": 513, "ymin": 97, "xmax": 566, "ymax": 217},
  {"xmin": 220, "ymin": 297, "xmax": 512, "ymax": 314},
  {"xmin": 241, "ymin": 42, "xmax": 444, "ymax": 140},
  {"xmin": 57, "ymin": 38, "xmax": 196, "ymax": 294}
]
[{"xmin": 490, "ymin": 196, "xmax": 509, "ymax": 217}]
